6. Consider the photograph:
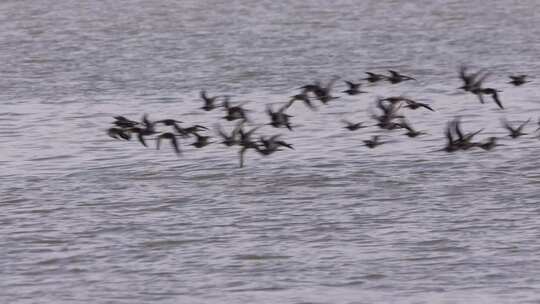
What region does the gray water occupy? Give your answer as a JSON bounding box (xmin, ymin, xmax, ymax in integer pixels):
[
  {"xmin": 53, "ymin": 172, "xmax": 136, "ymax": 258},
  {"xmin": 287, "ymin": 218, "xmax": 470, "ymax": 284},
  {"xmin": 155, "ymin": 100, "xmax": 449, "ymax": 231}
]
[{"xmin": 2, "ymin": 1, "xmax": 540, "ymax": 303}]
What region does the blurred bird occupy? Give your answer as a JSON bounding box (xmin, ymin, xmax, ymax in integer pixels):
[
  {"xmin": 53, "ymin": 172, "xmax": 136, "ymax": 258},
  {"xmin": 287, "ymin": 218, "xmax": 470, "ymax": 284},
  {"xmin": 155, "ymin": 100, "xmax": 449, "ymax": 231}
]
[
  {"xmin": 508, "ymin": 75, "xmax": 529, "ymax": 86},
  {"xmin": 341, "ymin": 119, "xmax": 368, "ymax": 131},
  {"xmin": 342, "ymin": 81, "xmax": 366, "ymax": 95},
  {"xmin": 502, "ymin": 118, "xmax": 530, "ymax": 138},
  {"xmin": 200, "ymin": 90, "xmax": 221, "ymax": 111},
  {"xmin": 363, "ymin": 135, "xmax": 386, "ymax": 148},
  {"xmin": 386, "ymin": 70, "xmax": 416, "ymax": 84},
  {"xmin": 267, "ymin": 103, "xmax": 293, "ymax": 130}
]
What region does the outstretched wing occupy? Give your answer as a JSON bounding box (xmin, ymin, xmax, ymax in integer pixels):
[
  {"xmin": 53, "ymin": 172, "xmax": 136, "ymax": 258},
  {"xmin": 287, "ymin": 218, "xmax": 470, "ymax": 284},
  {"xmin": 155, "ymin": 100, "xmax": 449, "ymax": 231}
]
[{"xmin": 491, "ymin": 90, "xmax": 504, "ymax": 109}]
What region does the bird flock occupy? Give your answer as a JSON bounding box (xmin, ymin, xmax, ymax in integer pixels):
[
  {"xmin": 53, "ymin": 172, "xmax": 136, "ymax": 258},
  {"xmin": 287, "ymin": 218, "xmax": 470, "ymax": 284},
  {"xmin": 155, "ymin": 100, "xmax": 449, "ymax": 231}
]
[{"xmin": 106, "ymin": 67, "xmax": 536, "ymax": 167}]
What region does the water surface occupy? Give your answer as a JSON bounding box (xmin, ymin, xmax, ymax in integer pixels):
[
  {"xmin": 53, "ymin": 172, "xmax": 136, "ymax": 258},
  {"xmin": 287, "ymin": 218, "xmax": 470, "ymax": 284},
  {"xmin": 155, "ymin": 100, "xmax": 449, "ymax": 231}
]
[{"xmin": 1, "ymin": 1, "xmax": 540, "ymax": 303}]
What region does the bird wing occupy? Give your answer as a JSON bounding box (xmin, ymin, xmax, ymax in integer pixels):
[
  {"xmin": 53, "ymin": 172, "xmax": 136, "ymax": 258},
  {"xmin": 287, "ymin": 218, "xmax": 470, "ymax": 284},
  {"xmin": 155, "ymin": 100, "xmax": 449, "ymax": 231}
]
[
  {"xmin": 345, "ymin": 80, "xmax": 355, "ymax": 89},
  {"xmin": 476, "ymin": 92, "xmax": 485, "ymax": 104},
  {"xmin": 491, "ymin": 91, "xmax": 504, "ymax": 109},
  {"xmin": 453, "ymin": 119, "xmax": 464, "ymax": 141},
  {"xmin": 239, "ymin": 147, "xmax": 248, "ymax": 168},
  {"xmin": 419, "ymin": 103, "xmax": 435, "ymax": 111},
  {"xmin": 107, "ymin": 128, "xmax": 120, "ymax": 139},
  {"xmin": 472, "ymin": 71, "xmax": 491, "ymax": 88},
  {"xmin": 119, "ymin": 129, "xmax": 131, "ymax": 140},
  {"xmin": 170, "ymin": 136, "xmax": 181, "ymax": 155},
  {"xmin": 155, "ymin": 135, "xmax": 162, "ymax": 150},
  {"xmin": 445, "ymin": 126, "xmax": 454, "ymax": 144},
  {"xmin": 138, "ymin": 132, "xmax": 147, "ymax": 147}
]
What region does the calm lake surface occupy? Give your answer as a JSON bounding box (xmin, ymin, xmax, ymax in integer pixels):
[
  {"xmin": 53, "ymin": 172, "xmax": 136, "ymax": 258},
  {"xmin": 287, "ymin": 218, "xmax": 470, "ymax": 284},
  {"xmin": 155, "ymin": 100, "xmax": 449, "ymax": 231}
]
[{"xmin": 2, "ymin": 1, "xmax": 540, "ymax": 303}]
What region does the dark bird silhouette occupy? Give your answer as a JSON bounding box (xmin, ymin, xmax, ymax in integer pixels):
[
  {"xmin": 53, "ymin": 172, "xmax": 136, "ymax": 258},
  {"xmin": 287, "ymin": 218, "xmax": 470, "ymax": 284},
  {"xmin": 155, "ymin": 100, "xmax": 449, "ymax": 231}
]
[
  {"xmin": 238, "ymin": 124, "xmax": 260, "ymax": 145},
  {"xmin": 508, "ymin": 75, "xmax": 529, "ymax": 86},
  {"xmin": 113, "ymin": 115, "xmax": 131, "ymax": 122},
  {"xmin": 363, "ymin": 72, "xmax": 387, "ymax": 83},
  {"xmin": 459, "ymin": 65, "xmax": 490, "ymax": 92},
  {"xmin": 458, "ymin": 65, "xmax": 475, "ymax": 91},
  {"xmin": 113, "ymin": 116, "xmax": 139, "ymax": 128},
  {"xmin": 223, "ymin": 97, "xmax": 250, "ymax": 122},
  {"xmin": 301, "ymin": 77, "xmax": 340, "ymax": 104},
  {"xmin": 372, "ymin": 98, "xmax": 404, "ymax": 130},
  {"xmin": 381, "ymin": 96, "xmax": 435, "ymax": 111},
  {"xmin": 438, "ymin": 118, "xmax": 482, "ymax": 152},
  {"xmin": 341, "ymin": 119, "xmax": 367, "ymax": 131},
  {"xmin": 363, "ymin": 135, "xmax": 385, "ymax": 148},
  {"xmin": 237, "ymin": 126, "xmax": 261, "ymax": 168},
  {"xmin": 106, "ymin": 64, "xmax": 538, "ymax": 168},
  {"xmin": 267, "ymin": 104, "xmax": 293, "ymax": 130},
  {"xmin": 443, "ymin": 122, "xmax": 460, "ymax": 152},
  {"xmin": 403, "ymin": 99, "xmax": 435, "ymax": 111},
  {"xmin": 460, "ymin": 67, "xmax": 503, "ymax": 109},
  {"xmin": 502, "ymin": 118, "xmax": 530, "ymax": 138},
  {"xmin": 386, "ymin": 70, "xmax": 415, "ymax": 84},
  {"xmin": 107, "ymin": 127, "xmax": 131, "ymax": 140},
  {"xmin": 342, "ymin": 81, "xmax": 366, "ymax": 95},
  {"xmin": 200, "ymin": 90, "xmax": 221, "ymax": 111},
  {"xmin": 154, "ymin": 119, "xmax": 182, "ymax": 126},
  {"xmin": 156, "ymin": 132, "xmax": 181, "ymax": 156},
  {"xmin": 255, "ymin": 144, "xmax": 279, "ymax": 156},
  {"xmin": 452, "ymin": 118, "xmax": 483, "ymax": 150},
  {"xmin": 480, "ymin": 88, "xmax": 504, "ymax": 109},
  {"xmin": 257, "ymin": 135, "xmax": 294, "ymax": 155}
]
